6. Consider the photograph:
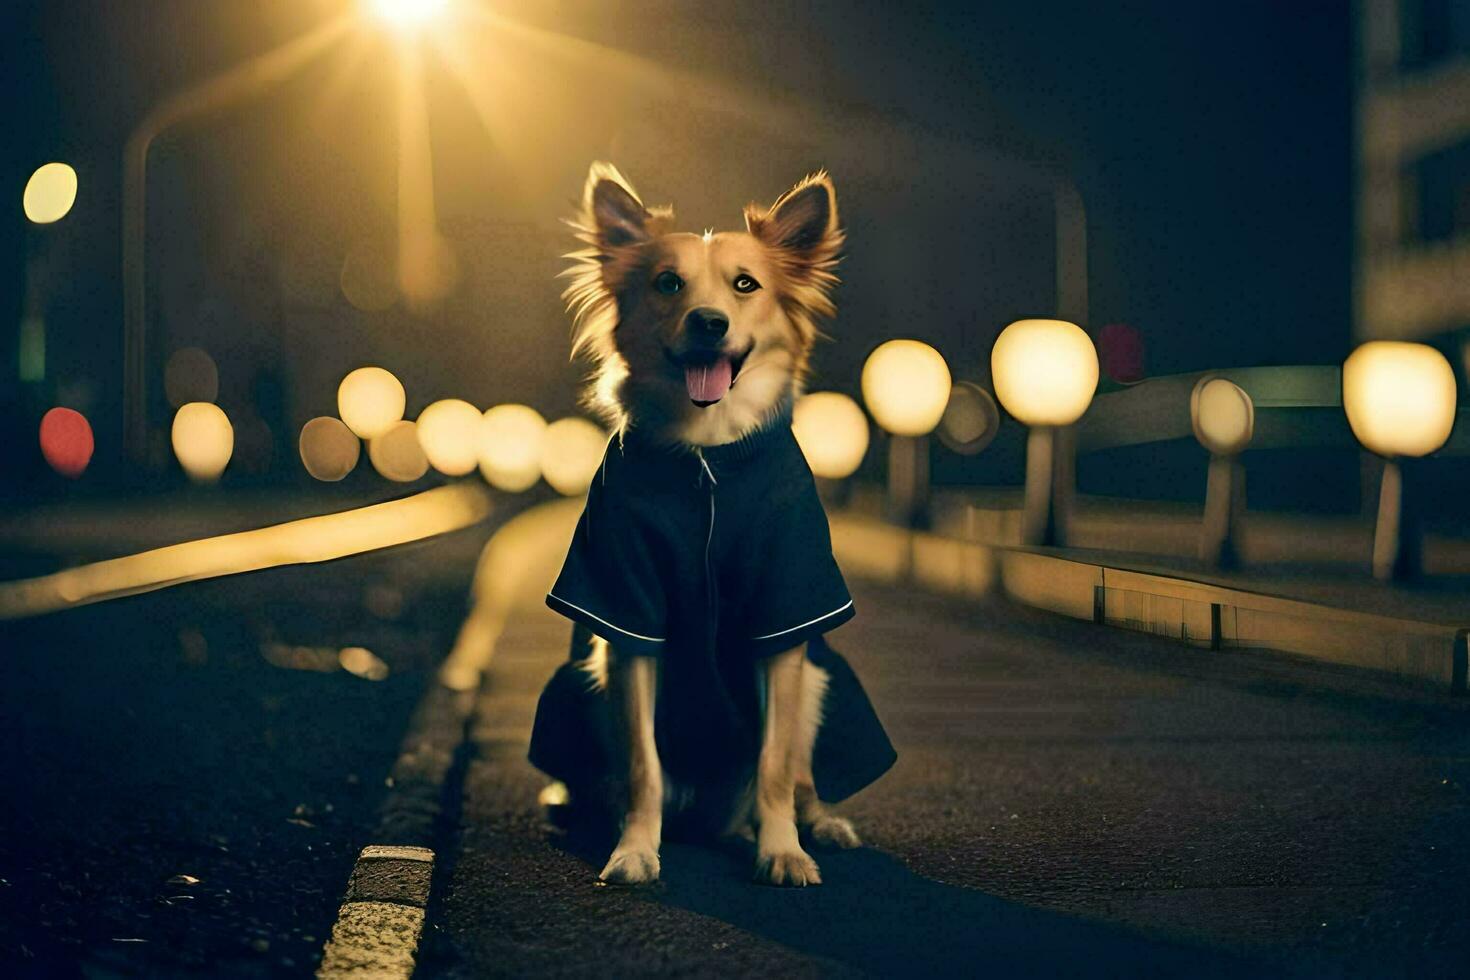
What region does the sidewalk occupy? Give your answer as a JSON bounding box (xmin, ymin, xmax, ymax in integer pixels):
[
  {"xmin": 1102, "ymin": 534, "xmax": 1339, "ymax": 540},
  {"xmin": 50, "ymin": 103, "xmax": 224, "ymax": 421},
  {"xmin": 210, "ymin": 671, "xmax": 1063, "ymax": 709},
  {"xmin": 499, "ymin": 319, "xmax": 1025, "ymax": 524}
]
[{"xmin": 829, "ymin": 492, "xmax": 1470, "ymax": 694}]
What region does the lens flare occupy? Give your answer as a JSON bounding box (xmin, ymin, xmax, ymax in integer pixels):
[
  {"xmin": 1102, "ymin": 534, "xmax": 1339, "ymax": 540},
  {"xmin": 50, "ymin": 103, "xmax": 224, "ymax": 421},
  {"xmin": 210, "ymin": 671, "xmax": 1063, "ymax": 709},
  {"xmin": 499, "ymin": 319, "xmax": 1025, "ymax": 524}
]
[
  {"xmin": 172, "ymin": 402, "xmax": 234, "ymax": 483},
  {"xmin": 299, "ymin": 417, "xmax": 362, "ymax": 481},
  {"xmin": 417, "ymin": 398, "xmax": 481, "ymax": 476},
  {"xmin": 792, "ymin": 393, "xmax": 869, "ymax": 479},
  {"xmin": 23, "ymin": 163, "xmax": 78, "ymax": 224},
  {"xmin": 861, "ymin": 340, "xmax": 952, "ymax": 436},
  {"xmin": 478, "ymin": 404, "xmax": 548, "ymax": 491},
  {"xmin": 368, "ymin": 0, "xmax": 450, "ymax": 29},
  {"xmin": 540, "ymin": 417, "xmax": 608, "ymax": 496},
  {"xmin": 39, "ymin": 407, "xmax": 94, "ymax": 478},
  {"xmin": 338, "ymin": 367, "xmax": 406, "ymax": 440}
]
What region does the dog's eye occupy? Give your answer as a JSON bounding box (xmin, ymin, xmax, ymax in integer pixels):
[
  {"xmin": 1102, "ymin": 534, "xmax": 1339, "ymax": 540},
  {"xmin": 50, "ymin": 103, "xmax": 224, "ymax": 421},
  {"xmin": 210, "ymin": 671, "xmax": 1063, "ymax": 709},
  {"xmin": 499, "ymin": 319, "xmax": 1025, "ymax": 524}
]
[
  {"xmin": 733, "ymin": 274, "xmax": 761, "ymax": 294},
  {"xmin": 654, "ymin": 271, "xmax": 684, "ymax": 295}
]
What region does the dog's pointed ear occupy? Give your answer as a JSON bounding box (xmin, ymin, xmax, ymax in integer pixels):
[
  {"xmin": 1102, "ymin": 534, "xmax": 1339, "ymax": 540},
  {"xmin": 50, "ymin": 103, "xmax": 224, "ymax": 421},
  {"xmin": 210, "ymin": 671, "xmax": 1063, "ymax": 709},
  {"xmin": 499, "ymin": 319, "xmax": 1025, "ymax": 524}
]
[
  {"xmin": 582, "ymin": 162, "xmax": 655, "ymax": 249},
  {"xmin": 744, "ymin": 172, "xmax": 843, "ymax": 331},
  {"xmin": 746, "ymin": 172, "xmax": 841, "ymax": 258}
]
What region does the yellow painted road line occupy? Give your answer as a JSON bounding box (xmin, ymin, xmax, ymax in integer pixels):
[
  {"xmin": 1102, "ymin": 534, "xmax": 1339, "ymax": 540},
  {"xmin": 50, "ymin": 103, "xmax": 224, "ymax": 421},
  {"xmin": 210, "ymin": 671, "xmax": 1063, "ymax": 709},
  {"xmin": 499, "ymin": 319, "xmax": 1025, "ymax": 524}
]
[
  {"xmin": 0, "ymin": 484, "xmax": 492, "ymax": 620},
  {"xmin": 317, "ymin": 846, "xmax": 435, "ymax": 979}
]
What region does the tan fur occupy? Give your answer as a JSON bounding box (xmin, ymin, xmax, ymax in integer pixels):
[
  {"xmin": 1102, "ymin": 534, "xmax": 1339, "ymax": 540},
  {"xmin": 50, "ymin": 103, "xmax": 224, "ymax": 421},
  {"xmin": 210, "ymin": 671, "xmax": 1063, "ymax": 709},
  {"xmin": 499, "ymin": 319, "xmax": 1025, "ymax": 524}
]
[
  {"xmin": 563, "ymin": 163, "xmax": 855, "ymax": 887},
  {"xmin": 560, "ymin": 163, "xmax": 843, "ymax": 446}
]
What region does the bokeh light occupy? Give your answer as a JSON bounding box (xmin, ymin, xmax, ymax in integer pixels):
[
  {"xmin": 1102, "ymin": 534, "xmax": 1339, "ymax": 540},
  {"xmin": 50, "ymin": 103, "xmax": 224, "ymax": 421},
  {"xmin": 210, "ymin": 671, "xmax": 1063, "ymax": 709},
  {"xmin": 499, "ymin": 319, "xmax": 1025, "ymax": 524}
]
[
  {"xmin": 368, "ymin": 420, "xmax": 430, "ymax": 482},
  {"xmin": 337, "ymin": 366, "xmax": 405, "ymax": 440},
  {"xmin": 1191, "ymin": 377, "xmax": 1254, "ymax": 456},
  {"xmin": 478, "ymin": 404, "xmax": 548, "ymax": 492},
  {"xmin": 23, "ymin": 163, "xmax": 78, "ymax": 224},
  {"xmin": 861, "ymin": 340, "xmax": 952, "ymax": 436},
  {"xmin": 416, "ymin": 398, "xmax": 481, "ymax": 476},
  {"xmin": 164, "ymin": 347, "xmax": 220, "ymax": 408},
  {"xmin": 1342, "ymin": 341, "xmax": 1457, "ymax": 458},
  {"xmin": 171, "ymin": 402, "xmax": 234, "ymax": 483},
  {"xmin": 792, "ymin": 392, "xmax": 869, "ymax": 479},
  {"xmin": 540, "ymin": 417, "xmax": 608, "ymax": 496},
  {"xmin": 937, "ymin": 382, "xmax": 1001, "ymax": 455},
  {"xmin": 38, "ymin": 407, "xmax": 93, "ymax": 478},
  {"xmin": 299, "ymin": 417, "xmax": 361, "ymax": 481},
  {"xmin": 991, "ymin": 318, "xmax": 1099, "ymax": 427},
  {"xmin": 340, "ymin": 240, "xmax": 399, "ymax": 312},
  {"xmin": 339, "ymin": 646, "xmax": 390, "ymax": 681}
]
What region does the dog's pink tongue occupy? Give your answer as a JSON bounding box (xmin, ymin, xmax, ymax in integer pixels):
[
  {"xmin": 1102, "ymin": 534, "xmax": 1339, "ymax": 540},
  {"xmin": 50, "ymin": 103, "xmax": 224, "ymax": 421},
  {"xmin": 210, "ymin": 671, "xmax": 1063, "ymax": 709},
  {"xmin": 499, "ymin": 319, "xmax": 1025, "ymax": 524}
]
[{"xmin": 685, "ymin": 357, "xmax": 733, "ymax": 404}]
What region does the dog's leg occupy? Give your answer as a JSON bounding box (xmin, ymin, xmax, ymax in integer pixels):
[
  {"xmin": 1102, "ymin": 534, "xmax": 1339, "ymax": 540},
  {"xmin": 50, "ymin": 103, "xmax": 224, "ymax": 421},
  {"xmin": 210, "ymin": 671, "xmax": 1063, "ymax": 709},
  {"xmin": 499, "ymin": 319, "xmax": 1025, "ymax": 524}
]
[
  {"xmin": 754, "ymin": 647, "xmax": 822, "ymax": 886},
  {"xmin": 791, "ymin": 661, "xmax": 862, "ymax": 850},
  {"xmin": 599, "ymin": 651, "xmax": 662, "ymax": 884}
]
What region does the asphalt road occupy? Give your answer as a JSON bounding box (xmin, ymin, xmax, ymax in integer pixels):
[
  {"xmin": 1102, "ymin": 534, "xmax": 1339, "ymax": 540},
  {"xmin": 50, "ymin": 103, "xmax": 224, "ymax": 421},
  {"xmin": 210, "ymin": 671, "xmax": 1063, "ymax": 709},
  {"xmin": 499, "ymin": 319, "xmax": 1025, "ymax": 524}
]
[
  {"xmin": 0, "ymin": 518, "xmax": 493, "ymax": 978},
  {"xmin": 424, "ymin": 583, "xmax": 1470, "ymax": 978}
]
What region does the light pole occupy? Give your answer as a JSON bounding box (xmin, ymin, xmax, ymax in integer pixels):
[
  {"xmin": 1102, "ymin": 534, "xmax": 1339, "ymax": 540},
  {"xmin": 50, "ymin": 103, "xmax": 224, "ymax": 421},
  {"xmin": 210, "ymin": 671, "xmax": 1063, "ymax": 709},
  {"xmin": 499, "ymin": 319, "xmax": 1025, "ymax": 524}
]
[
  {"xmin": 121, "ymin": 17, "xmax": 351, "ymax": 463},
  {"xmin": 990, "ymin": 318, "xmax": 1099, "ymax": 547},
  {"xmin": 1190, "ymin": 376, "xmax": 1254, "ymax": 568},
  {"xmin": 122, "ymin": 1, "xmax": 455, "ymax": 464},
  {"xmin": 1342, "ymin": 341, "xmax": 1458, "ymax": 581},
  {"xmin": 861, "ymin": 340, "xmax": 952, "ymax": 528}
]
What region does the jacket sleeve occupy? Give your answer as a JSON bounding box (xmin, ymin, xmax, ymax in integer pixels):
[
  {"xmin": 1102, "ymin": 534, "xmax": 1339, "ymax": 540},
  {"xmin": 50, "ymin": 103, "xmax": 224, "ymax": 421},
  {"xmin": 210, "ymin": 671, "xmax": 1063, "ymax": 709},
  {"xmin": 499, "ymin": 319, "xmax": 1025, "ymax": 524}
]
[
  {"xmin": 545, "ymin": 476, "xmax": 668, "ymax": 657},
  {"xmin": 740, "ymin": 476, "xmax": 855, "ymax": 659}
]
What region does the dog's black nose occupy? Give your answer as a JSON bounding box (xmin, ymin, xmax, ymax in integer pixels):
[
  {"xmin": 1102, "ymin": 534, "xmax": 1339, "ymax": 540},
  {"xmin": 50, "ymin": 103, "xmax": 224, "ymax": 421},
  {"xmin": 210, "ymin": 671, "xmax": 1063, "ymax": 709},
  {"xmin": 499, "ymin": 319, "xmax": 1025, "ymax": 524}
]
[{"xmin": 684, "ymin": 307, "xmax": 729, "ymax": 342}]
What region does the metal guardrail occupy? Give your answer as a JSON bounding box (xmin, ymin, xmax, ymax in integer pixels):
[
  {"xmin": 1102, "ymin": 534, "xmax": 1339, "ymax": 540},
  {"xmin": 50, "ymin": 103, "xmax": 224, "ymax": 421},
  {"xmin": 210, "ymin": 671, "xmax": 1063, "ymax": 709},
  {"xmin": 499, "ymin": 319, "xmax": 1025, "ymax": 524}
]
[{"xmin": 1075, "ymin": 365, "xmax": 1470, "ymax": 456}]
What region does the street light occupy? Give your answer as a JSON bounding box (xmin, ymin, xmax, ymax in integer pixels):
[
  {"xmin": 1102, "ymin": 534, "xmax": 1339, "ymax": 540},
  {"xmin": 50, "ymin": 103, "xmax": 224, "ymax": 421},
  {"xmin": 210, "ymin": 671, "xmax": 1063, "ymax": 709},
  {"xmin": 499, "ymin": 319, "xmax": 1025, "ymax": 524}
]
[
  {"xmin": 367, "ymin": 0, "xmax": 451, "ymax": 30},
  {"xmin": 861, "ymin": 340, "xmax": 951, "ymax": 527},
  {"xmin": 478, "ymin": 404, "xmax": 548, "ymax": 492},
  {"xmin": 1190, "ymin": 376, "xmax": 1254, "ymax": 568},
  {"xmin": 540, "ymin": 417, "xmax": 608, "ymax": 496},
  {"xmin": 793, "ymin": 392, "xmax": 870, "ymax": 479},
  {"xmin": 1342, "ymin": 341, "xmax": 1457, "ymax": 581},
  {"xmin": 991, "ymin": 318, "xmax": 1098, "ymax": 547}
]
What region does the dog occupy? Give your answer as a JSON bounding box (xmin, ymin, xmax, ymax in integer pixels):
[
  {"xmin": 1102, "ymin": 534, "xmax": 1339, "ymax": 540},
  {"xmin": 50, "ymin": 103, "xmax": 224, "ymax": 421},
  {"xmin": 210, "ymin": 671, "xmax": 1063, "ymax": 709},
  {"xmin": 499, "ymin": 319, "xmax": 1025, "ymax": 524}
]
[{"xmin": 523, "ymin": 163, "xmax": 894, "ymax": 888}]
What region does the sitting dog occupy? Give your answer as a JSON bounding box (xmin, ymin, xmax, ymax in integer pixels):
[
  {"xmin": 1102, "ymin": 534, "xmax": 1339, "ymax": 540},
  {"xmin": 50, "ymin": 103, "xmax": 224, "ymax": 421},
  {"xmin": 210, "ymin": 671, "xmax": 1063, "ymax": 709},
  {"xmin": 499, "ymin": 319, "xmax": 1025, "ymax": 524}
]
[{"xmin": 528, "ymin": 163, "xmax": 894, "ymax": 887}]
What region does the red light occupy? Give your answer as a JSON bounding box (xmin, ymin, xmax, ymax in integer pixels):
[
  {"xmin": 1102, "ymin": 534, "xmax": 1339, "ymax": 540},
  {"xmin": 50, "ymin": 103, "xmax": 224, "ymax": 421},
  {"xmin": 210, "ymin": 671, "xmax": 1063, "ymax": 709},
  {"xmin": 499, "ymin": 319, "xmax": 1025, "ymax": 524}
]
[
  {"xmin": 39, "ymin": 407, "xmax": 94, "ymax": 478},
  {"xmin": 1097, "ymin": 322, "xmax": 1145, "ymax": 384}
]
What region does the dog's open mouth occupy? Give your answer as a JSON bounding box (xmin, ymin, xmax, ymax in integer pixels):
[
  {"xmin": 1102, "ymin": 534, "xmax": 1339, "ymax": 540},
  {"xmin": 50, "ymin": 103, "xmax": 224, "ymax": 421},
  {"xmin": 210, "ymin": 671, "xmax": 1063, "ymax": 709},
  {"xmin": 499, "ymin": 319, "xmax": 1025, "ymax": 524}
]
[{"xmin": 667, "ymin": 344, "xmax": 752, "ymax": 407}]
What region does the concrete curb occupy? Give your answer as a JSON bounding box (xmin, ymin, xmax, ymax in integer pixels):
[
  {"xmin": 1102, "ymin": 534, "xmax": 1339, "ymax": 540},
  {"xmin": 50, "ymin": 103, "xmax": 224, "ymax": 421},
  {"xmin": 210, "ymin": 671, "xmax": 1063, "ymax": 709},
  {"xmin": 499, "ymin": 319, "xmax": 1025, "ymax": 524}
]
[{"xmin": 829, "ymin": 514, "xmax": 1468, "ymax": 695}]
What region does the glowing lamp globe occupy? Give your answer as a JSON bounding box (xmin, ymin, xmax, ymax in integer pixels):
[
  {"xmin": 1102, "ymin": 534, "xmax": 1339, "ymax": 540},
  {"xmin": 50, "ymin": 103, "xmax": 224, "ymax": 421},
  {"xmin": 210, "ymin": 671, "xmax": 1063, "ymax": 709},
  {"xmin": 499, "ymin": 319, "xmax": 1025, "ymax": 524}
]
[
  {"xmin": 337, "ymin": 367, "xmax": 405, "ymax": 440},
  {"xmin": 1190, "ymin": 377, "xmax": 1255, "ymax": 456},
  {"xmin": 39, "ymin": 407, "xmax": 94, "ymax": 478},
  {"xmin": 861, "ymin": 340, "xmax": 952, "ymax": 436},
  {"xmin": 23, "ymin": 163, "xmax": 78, "ymax": 224},
  {"xmin": 172, "ymin": 402, "xmax": 234, "ymax": 483},
  {"xmin": 478, "ymin": 404, "xmax": 548, "ymax": 492},
  {"xmin": 991, "ymin": 319, "xmax": 1099, "ymax": 426},
  {"xmin": 299, "ymin": 417, "xmax": 361, "ymax": 482},
  {"xmin": 368, "ymin": 420, "xmax": 430, "ymax": 482},
  {"xmin": 540, "ymin": 417, "xmax": 608, "ymax": 496},
  {"xmin": 416, "ymin": 398, "xmax": 481, "ymax": 476},
  {"xmin": 1343, "ymin": 342, "xmax": 1457, "ymax": 458},
  {"xmin": 792, "ymin": 392, "xmax": 870, "ymax": 479}
]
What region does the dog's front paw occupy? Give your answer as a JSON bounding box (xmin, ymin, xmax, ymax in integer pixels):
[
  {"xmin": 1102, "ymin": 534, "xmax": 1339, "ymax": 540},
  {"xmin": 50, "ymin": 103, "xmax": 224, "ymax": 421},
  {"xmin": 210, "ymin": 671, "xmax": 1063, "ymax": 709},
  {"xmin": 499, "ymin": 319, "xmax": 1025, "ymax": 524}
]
[
  {"xmin": 755, "ymin": 848, "xmax": 822, "ymax": 887},
  {"xmin": 599, "ymin": 846, "xmax": 660, "ymax": 885},
  {"xmin": 809, "ymin": 814, "xmax": 862, "ymax": 850}
]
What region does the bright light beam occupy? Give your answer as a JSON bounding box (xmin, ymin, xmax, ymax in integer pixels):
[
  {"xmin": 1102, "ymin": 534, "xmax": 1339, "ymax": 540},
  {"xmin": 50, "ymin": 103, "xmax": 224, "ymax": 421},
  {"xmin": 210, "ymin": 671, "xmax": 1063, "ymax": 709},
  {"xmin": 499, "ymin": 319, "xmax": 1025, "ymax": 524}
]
[
  {"xmin": 0, "ymin": 484, "xmax": 492, "ymax": 621},
  {"xmin": 368, "ymin": 0, "xmax": 451, "ymax": 31}
]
